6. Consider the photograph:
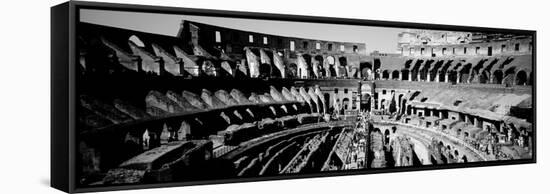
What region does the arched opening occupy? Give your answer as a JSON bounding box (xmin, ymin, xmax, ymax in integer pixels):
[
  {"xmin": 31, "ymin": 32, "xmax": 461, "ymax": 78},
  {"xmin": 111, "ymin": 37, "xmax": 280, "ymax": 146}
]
[
  {"xmin": 380, "ymin": 99, "xmax": 386, "ymax": 110},
  {"xmin": 448, "ymin": 70, "xmax": 458, "ymax": 84},
  {"xmin": 392, "ymin": 70, "xmax": 400, "ymax": 80},
  {"xmin": 504, "ymin": 67, "xmax": 516, "ymax": 86},
  {"xmin": 420, "ymin": 60, "xmax": 433, "ymax": 81},
  {"xmin": 327, "ymin": 56, "xmax": 335, "ymax": 65},
  {"xmin": 303, "ymin": 54, "xmax": 313, "ymax": 78},
  {"xmin": 342, "ymin": 98, "xmax": 350, "ymax": 110},
  {"xmin": 492, "ymin": 70, "xmax": 503, "ymax": 84},
  {"xmin": 327, "ymin": 56, "xmax": 336, "ymax": 77},
  {"xmin": 411, "ymin": 60, "xmax": 423, "ymax": 81},
  {"xmin": 516, "ymin": 70, "xmax": 528, "ymax": 85},
  {"xmin": 349, "ymin": 67, "xmax": 359, "ymax": 78},
  {"xmin": 361, "ymin": 93, "xmax": 371, "ymax": 112},
  {"xmin": 429, "ymin": 60, "xmax": 444, "ymax": 81},
  {"xmin": 382, "ymin": 70, "xmax": 390, "ymax": 80},
  {"xmin": 398, "ymin": 94, "xmax": 404, "ymax": 113},
  {"xmin": 314, "ymin": 55, "xmax": 325, "ymax": 78},
  {"xmin": 339, "ymin": 57, "xmax": 347, "ymax": 66},
  {"xmin": 459, "ymin": 63, "xmax": 472, "ymax": 83},
  {"xmin": 438, "ymin": 70, "xmax": 446, "ymax": 82},
  {"xmin": 259, "ymin": 63, "xmax": 272, "ymax": 78},
  {"xmin": 360, "ymin": 62, "xmax": 373, "ymax": 79},
  {"xmin": 479, "ymin": 71, "xmax": 490, "ymax": 84},
  {"xmin": 374, "ymin": 59, "xmax": 381, "ymax": 79},
  {"xmin": 288, "ymin": 63, "xmax": 298, "ymax": 78},
  {"xmin": 401, "ymin": 69, "xmax": 409, "ymax": 81},
  {"xmin": 339, "ymin": 57, "xmax": 348, "ymax": 77},
  {"xmin": 361, "ymin": 67, "xmax": 372, "ymax": 80},
  {"xmin": 384, "ymin": 129, "xmax": 390, "ymax": 144},
  {"xmin": 324, "ymin": 93, "xmax": 331, "ymax": 113}
]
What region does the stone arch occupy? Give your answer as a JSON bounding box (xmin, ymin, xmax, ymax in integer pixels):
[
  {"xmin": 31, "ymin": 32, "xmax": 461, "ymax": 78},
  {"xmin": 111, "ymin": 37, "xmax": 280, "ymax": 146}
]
[
  {"xmin": 380, "ymin": 99, "xmax": 386, "ymax": 110},
  {"xmin": 287, "ymin": 63, "xmax": 298, "ymax": 78},
  {"xmin": 360, "ymin": 62, "xmax": 373, "ymax": 79},
  {"xmin": 384, "ymin": 129, "xmax": 390, "ymax": 144},
  {"xmin": 349, "ymin": 67, "xmax": 359, "ymax": 78},
  {"xmin": 401, "ymin": 69, "xmax": 410, "ymax": 81},
  {"xmin": 492, "ymin": 70, "xmax": 503, "ymax": 84},
  {"xmin": 382, "ymin": 70, "xmax": 390, "ymax": 80},
  {"xmin": 362, "ymin": 93, "xmax": 371, "ymax": 112},
  {"xmin": 342, "ymin": 98, "xmax": 350, "ymax": 110},
  {"xmin": 327, "ymin": 56, "xmax": 335, "ymax": 65},
  {"xmin": 420, "ymin": 60, "xmax": 434, "ymax": 81},
  {"xmin": 459, "ymin": 63, "xmax": 472, "ymax": 83},
  {"xmin": 303, "ymin": 54, "xmax": 313, "ymax": 78},
  {"xmin": 504, "ymin": 67, "xmax": 517, "ymax": 86},
  {"xmin": 448, "ymin": 70, "xmax": 458, "ymax": 84},
  {"xmin": 430, "ymin": 60, "xmax": 444, "ymax": 81},
  {"xmin": 516, "ymin": 70, "xmax": 528, "ymax": 85},
  {"xmin": 339, "ymin": 56, "xmax": 348, "ymax": 66},
  {"xmin": 361, "ymin": 67, "xmax": 372, "ymax": 80},
  {"xmin": 437, "ymin": 70, "xmax": 445, "ymax": 82},
  {"xmin": 315, "ymin": 55, "xmax": 326, "ymax": 77},
  {"xmin": 259, "ymin": 63, "xmax": 272, "ymax": 78},
  {"xmin": 411, "ymin": 59, "xmax": 423, "ymax": 81},
  {"xmin": 398, "ymin": 94, "xmax": 404, "ymax": 113},
  {"xmin": 324, "ymin": 93, "xmax": 331, "ymax": 112},
  {"xmin": 392, "ymin": 70, "xmax": 400, "ymax": 80},
  {"xmin": 479, "ymin": 70, "xmax": 490, "ymax": 84}
]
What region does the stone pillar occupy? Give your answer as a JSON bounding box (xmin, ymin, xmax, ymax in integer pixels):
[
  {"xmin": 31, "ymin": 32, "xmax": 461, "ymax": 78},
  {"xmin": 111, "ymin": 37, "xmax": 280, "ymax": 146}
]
[
  {"xmin": 427, "ymin": 73, "xmax": 431, "ymax": 82},
  {"xmin": 456, "ymin": 74, "xmax": 460, "ymax": 84},
  {"xmin": 435, "ymin": 73, "xmax": 440, "ymax": 82},
  {"xmin": 444, "ymin": 73, "xmax": 449, "ymax": 83},
  {"xmin": 156, "ymin": 57, "xmax": 166, "ymax": 76},
  {"xmin": 474, "ymin": 117, "xmax": 479, "ymax": 128},
  {"xmin": 417, "ymin": 74, "xmax": 421, "ymax": 82},
  {"xmin": 177, "ymin": 58, "xmax": 185, "ymax": 76},
  {"xmin": 135, "ymin": 57, "xmax": 143, "ymax": 73},
  {"xmin": 465, "ymin": 115, "xmax": 470, "ymax": 125},
  {"xmin": 369, "ymin": 95, "xmax": 376, "ymax": 111},
  {"xmin": 398, "ymin": 71, "xmax": 403, "ymax": 81},
  {"xmin": 408, "ymin": 72, "xmax": 412, "ymax": 82}
]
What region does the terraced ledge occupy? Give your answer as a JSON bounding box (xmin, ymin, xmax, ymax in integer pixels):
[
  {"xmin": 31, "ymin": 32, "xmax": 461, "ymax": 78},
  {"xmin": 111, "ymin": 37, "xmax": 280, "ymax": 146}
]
[{"xmin": 221, "ymin": 120, "xmax": 354, "ymax": 160}]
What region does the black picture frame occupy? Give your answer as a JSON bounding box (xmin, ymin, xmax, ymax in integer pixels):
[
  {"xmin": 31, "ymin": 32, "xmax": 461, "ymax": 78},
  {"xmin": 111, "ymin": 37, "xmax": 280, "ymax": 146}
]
[{"xmin": 51, "ymin": 1, "xmax": 536, "ymax": 193}]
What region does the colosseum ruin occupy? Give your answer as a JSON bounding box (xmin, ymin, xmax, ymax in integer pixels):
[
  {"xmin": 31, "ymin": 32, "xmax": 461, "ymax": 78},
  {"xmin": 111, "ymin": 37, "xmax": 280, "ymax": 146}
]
[{"xmin": 75, "ymin": 17, "xmax": 533, "ymax": 186}]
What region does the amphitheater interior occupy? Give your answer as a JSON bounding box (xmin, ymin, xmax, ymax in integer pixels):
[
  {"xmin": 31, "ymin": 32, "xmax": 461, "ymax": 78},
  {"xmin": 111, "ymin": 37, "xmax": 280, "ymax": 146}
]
[{"xmin": 75, "ymin": 22, "xmax": 533, "ymax": 186}]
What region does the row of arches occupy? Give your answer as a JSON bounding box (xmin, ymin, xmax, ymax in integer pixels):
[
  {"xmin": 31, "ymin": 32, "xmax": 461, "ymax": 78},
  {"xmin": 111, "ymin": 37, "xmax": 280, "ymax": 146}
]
[{"xmin": 378, "ymin": 68, "xmax": 532, "ymax": 86}]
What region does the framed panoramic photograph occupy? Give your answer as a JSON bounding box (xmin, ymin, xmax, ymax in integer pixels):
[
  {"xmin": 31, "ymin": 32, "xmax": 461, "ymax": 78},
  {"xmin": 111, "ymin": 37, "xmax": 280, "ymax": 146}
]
[{"xmin": 51, "ymin": 1, "xmax": 536, "ymax": 193}]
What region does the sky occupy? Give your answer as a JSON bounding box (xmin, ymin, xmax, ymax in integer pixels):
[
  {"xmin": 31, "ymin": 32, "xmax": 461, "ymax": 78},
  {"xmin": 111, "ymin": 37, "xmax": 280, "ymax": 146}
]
[{"xmin": 80, "ymin": 9, "xmax": 406, "ymax": 54}]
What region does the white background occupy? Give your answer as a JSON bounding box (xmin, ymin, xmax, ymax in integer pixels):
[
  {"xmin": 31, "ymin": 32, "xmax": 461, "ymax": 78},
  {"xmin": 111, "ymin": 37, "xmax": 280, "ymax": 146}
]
[{"xmin": 0, "ymin": 0, "xmax": 548, "ymax": 193}]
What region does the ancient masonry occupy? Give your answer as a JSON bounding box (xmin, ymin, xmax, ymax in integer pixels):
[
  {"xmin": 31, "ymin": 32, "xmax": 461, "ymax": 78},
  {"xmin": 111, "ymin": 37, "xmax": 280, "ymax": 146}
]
[{"xmin": 76, "ymin": 20, "xmax": 533, "ymax": 186}]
